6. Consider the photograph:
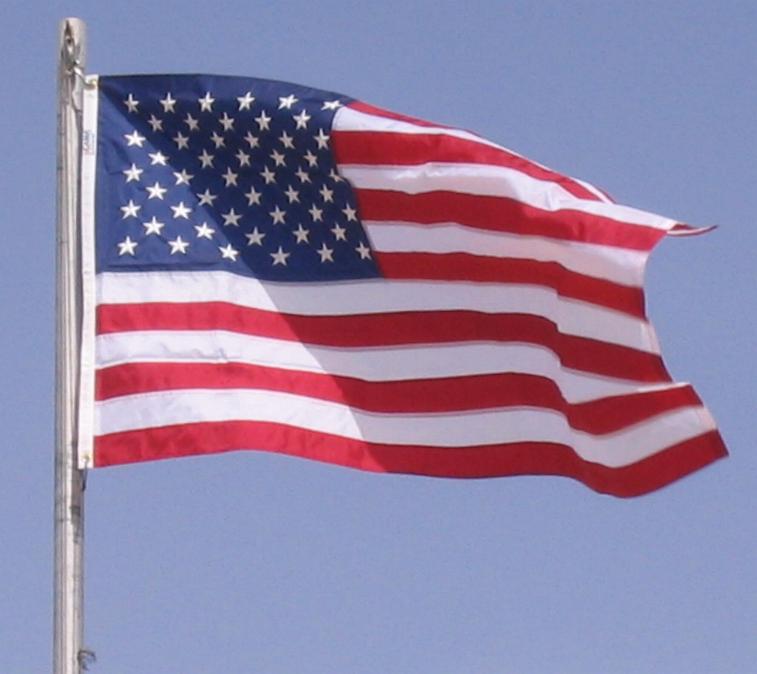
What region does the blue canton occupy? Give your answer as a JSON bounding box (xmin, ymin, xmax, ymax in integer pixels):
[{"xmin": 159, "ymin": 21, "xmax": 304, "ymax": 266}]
[{"xmin": 96, "ymin": 75, "xmax": 380, "ymax": 281}]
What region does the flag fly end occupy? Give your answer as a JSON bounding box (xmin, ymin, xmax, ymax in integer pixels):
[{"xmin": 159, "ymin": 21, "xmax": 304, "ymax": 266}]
[{"xmin": 668, "ymin": 222, "xmax": 719, "ymax": 236}]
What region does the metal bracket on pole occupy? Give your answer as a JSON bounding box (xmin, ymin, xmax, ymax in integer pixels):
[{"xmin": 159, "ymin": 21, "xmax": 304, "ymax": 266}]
[
  {"xmin": 55, "ymin": 17, "xmax": 89, "ymax": 674},
  {"xmin": 62, "ymin": 21, "xmax": 83, "ymax": 75}
]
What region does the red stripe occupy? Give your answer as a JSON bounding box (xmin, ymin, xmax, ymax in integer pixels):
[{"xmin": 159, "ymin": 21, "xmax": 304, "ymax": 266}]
[
  {"xmin": 96, "ymin": 303, "xmax": 670, "ymax": 382},
  {"xmin": 333, "ymin": 129, "xmax": 603, "ymax": 202},
  {"xmin": 355, "ymin": 189, "xmax": 665, "ymax": 250},
  {"xmin": 96, "ymin": 361, "xmax": 700, "ymax": 435},
  {"xmin": 94, "ymin": 421, "xmax": 727, "ymax": 498},
  {"xmin": 376, "ymin": 251, "xmax": 645, "ymax": 318}
]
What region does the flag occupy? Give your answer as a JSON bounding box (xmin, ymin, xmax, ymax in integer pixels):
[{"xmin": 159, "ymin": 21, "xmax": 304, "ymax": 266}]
[{"xmin": 77, "ymin": 74, "xmax": 727, "ymax": 496}]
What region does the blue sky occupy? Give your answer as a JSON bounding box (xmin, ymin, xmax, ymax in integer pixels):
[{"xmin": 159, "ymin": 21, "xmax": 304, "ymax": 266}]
[{"xmin": 2, "ymin": 2, "xmax": 755, "ymax": 672}]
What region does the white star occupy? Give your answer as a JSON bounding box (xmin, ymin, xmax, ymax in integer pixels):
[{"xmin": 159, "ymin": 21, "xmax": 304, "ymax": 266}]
[
  {"xmin": 198, "ymin": 92, "xmax": 215, "ymax": 112},
  {"xmin": 295, "ymin": 167, "xmax": 311, "ymax": 183},
  {"xmin": 222, "ymin": 167, "xmax": 238, "ymax": 187},
  {"xmin": 219, "ymin": 244, "xmax": 239, "ymax": 261},
  {"xmin": 279, "ymin": 131, "xmax": 295, "ymax": 149},
  {"xmin": 270, "ymin": 149, "xmax": 286, "ymax": 167},
  {"xmin": 237, "ymin": 91, "xmax": 256, "ymax": 110},
  {"xmin": 317, "ymin": 243, "xmax": 334, "ymax": 262},
  {"xmin": 173, "ymin": 169, "xmax": 194, "ymax": 186},
  {"xmin": 118, "ymin": 236, "xmax": 138, "ymax": 255},
  {"xmin": 210, "ymin": 131, "xmax": 226, "ymax": 149},
  {"xmin": 173, "ymin": 132, "xmax": 190, "ymax": 149},
  {"xmin": 293, "ymin": 224, "xmax": 310, "ymax": 244},
  {"xmin": 308, "ymin": 204, "xmax": 323, "ymax": 222},
  {"xmin": 255, "ymin": 110, "xmax": 271, "ymax": 131},
  {"xmin": 170, "ymin": 202, "xmax": 192, "ymax": 219},
  {"xmin": 245, "ymin": 187, "xmax": 262, "ymax": 205},
  {"xmin": 219, "ymin": 112, "xmax": 235, "ymax": 131},
  {"xmin": 319, "ymin": 185, "xmax": 334, "ymax": 203},
  {"xmin": 292, "ymin": 110, "xmax": 311, "ymax": 129},
  {"xmin": 221, "ymin": 208, "xmax": 242, "ymax": 226},
  {"xmin": 331, "ymin": 224, "xmax": 347, "ymax": 241},
  {"xmin": 342, "ymin": 204, "xmax": 358, "ymax": 221},
  {"xmin": 184, "ymin": 113, "xmax": 200, "ymax": 132},
  {"xmin": 246, "ymin": 227, "xmax": 265, "ymax": 246},
  {"xmin": 145, "ymin": 182, "xmax": 167, "ymax": 200},
  {"xmin": 355, "ymin": 242, "xmax": 372, "ymax": 259},
  {"xmin": 314, "ymin": 129, "xmax": 330, "ymax": 149},
  {"xmin": 123, "ymin": 163, "xmax": 143, "ymax": 182},
  {"xmin": 142, "ymin": 216, "xmax": 165, "ymax": 235},
  {"xmin": 270, "ymin": 246, "xmax": 290, "ymax": 266},
  {"xmin": 260, "ymin": 166, "xmax": 276, "ymax": 184},
  {"xmin": 198, "ymin": 149, "xmax": 215, "ymax": 168},
  {"xmin": 322, "ymin": 99, "xmax": 342, "ymax": 111},
  {"xmin": 124, "ymin": 130, "xmax": 146, "ymax": 147},
  {"xmin": 168, "ymin": 236, "xmax": 190, "ymax": 254},
  {"xmin": 123, "ymin": 94, "xmax": 139, "ymax": 113},
  {"xmin": 120, "ymin": 200, "xmax": 141, "ymax": 219},
  {"xmin": 278, "ymin": 94, "xmax": 299, "ymax": 109},
  {"xmin": 244, "ymin": 131, "xmax": 260, "ymax": 148},
  {"xmin": 235, "ymin": 149, "xmax": 251, "ymax": 167},
  {"xmin": 194, "ymin": 222, "xmax": 215, "ymax": 239},
  {"xmin": 196, "ymin": 189, "xmax": 218, "ymax": 206},
  {"xmin": 269, "ymin": 205, "xmax": 286, "ymax": 225},
  {"xmin": 284, "ymin": 185, "xmax": 300, "ymax": 203},
  {"xmin": 148, "ymin": 151, "xmax": 169, "ymax": 166},
  {"xmin": 160, "ymin": 93, "xmax": 177, "ymax": 113},
  {"xmin": 329, "ymin": 168, "xmax": 344, "ymax": 182},
  {"xmin": 303, "ymin": 150, "xmax": 318, "ymax": 167},
  {"xmin": 147, "ymin": 115, "xmax": 163, "ymax": 132}
]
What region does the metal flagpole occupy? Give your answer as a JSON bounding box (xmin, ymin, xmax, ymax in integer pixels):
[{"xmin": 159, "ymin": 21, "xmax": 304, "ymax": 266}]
[{"xmin": 55, "ymin": 17, "xmax": 90, "ymax": 674}]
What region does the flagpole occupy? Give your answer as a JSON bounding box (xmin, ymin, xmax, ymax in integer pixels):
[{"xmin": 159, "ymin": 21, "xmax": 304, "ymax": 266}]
[{"xmin": 55, "ymin": 17, "xmax": 88, "ymax": 674}]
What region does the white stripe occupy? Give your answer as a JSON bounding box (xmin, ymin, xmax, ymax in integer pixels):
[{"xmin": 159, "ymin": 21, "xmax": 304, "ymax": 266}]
[
  {"xmin": 94, "ymin": 330, "xmax": 671, "ymax": 403},
  {"xmin": 96, "ymin": 272, "xmax": 659, "ymax": 353},
  {"xmin": 341, "ymin": 162, "xmax": 586, "ymax": 210},
  {"xmin": 365, "ymin": 221, "xmax": 647, "ymax": 287},
  {"xmin": 340, "ymin": 163, "xmax": 675, "ymax": 232},
  {"xmin": 94, "ymin": 387, "xmax": 715, "ymax": 468}
]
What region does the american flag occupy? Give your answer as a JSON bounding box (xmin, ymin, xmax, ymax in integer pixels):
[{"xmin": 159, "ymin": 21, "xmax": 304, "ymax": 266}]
[{"xmin": 78, "ymin": 74, "xmax": 727, "ymax": 496}]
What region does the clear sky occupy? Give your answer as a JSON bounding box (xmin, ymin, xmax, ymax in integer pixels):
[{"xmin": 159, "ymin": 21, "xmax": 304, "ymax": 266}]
[{"xmin": 2, "ymin": 2, "xmax": 755, "ymax": 672}]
